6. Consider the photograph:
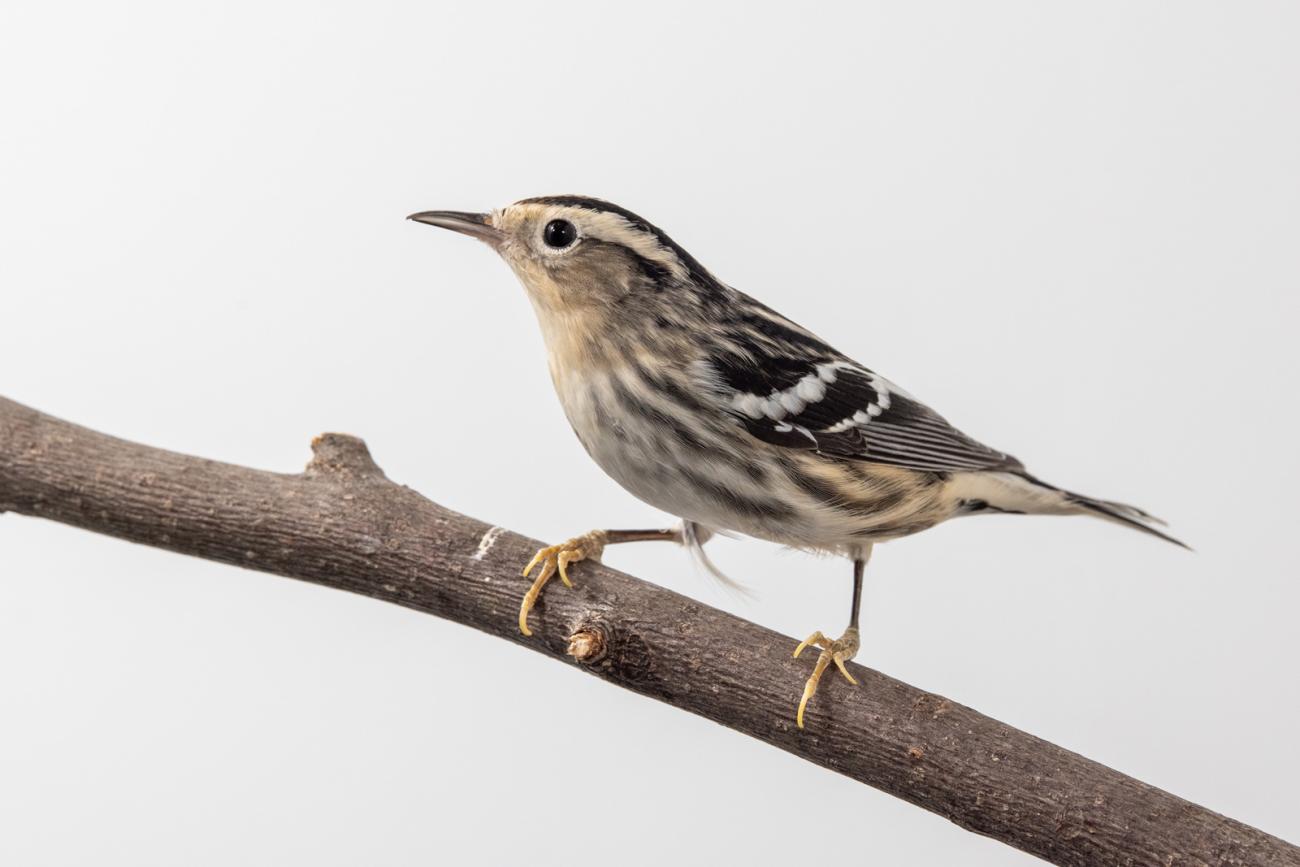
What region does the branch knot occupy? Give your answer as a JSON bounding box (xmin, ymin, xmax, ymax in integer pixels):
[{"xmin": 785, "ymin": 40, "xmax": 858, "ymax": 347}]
[
  {"xmin": 306, "ymin": 433, "xmax": 385, "ymax": 480},
  {"xmin": 567, "ymin": 627, "xmax": 607, "ymax": 664}
]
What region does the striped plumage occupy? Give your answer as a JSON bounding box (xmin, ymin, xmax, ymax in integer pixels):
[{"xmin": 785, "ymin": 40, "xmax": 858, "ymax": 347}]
[
  {"xmin": 411, "ymin": 195, "xmax": 1184, "ymax": 727},
  {"xmin": 547, "ymin": 281, "xmax": 964, "ymax": 554}
]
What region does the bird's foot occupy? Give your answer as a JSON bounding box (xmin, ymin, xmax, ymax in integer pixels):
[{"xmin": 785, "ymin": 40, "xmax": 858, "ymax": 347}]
[
  {"xmin": 518, "ymin": 530, "xmax": 608, "ymax": 636},
  {"xmin": 792, "ymin": 626, "xmax": 860, "ymax": 729}
]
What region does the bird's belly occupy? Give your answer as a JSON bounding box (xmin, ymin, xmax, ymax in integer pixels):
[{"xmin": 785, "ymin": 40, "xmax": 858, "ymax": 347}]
[
  {"xmin": 553, "ymin": 369, "xmax": 949, "ymax": 551},
  {"xmin": 555, "ymin": 370, "xmax": 797, "ymax": 540}
]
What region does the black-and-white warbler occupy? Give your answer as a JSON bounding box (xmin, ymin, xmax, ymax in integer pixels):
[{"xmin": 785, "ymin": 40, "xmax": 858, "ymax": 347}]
[{"xmin": 411, "ymin": 196, "xmax": 1184, "ymax": 728}]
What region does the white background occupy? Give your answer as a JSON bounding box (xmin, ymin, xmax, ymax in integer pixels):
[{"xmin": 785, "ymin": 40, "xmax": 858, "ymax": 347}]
[{"xmin": 1, "ymin": 2, "xmax": 1297, "ymax": 864}]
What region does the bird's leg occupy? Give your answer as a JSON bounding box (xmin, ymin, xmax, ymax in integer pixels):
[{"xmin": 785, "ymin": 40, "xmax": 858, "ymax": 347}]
[
  {"xmin": 518, "ymin": 526, "xmax": 686, "ymax": 636},
  {"xmin": 793, "ymin": 547, "xmax": 871, "ymax": 729}
]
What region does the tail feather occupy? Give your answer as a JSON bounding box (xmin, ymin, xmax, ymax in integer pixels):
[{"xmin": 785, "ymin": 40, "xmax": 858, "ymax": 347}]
[
  {"xmin": 1086, "ymin": 496, "xmax": 1170, "ymax": 528},
  {"xmin": 1018, "ymin": 472, "xmax": 1191, "ymax": 550},
  {"xmin": 952, "ymin": 471, "xmax": 1191, "ymax": 550},
  {"xmin": 1066, "ymin": 493, "xmax": 1191, "ymax": 550}
]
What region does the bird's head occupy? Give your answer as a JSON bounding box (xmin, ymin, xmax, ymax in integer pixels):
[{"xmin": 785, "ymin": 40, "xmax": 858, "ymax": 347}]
[{"xmin": 409, "ymin": 196, "xmax": 723, "ymax": 317}]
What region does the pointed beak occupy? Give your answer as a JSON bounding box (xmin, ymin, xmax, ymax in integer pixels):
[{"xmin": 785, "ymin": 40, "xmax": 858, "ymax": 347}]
[{"xmin": 407, "ymin": 210, "xmax": 504, "ymax": 247}]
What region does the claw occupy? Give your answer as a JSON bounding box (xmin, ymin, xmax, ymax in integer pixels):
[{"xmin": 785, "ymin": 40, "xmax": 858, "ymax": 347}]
[
  {"xmin": 557, "ymin": 550, "xmax": 579, "ymax": 588},
  {"xmin": 518, "ymin": 531, "xmax": 607, "ymax": 637},
  {"xmin": 521, "ymin": 548, "xmax": 549, "ymax": 579},
  {"xmin": 793, "ymin": 630, "xmax": 826, "ymax": 659},
  {"xmin": 518, "ymin": 556, "xmax": 557, "ymax": 636},
  {"xmin": 793, "ymin": 627, "xmax": 860, "ymax": 729},
  {"xmin": 834, "ymin": 656, "xmax": 858, "ymax": 685}
]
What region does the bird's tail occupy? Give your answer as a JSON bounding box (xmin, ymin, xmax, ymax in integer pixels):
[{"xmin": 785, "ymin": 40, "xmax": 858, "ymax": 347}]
[
  {"xmin": 1061, "ymin": 489, "xmax": 1190, "ymax": 549},
  {"xmin": 952, "ymin": 471, "xmax": 1190, "ymax": 550}
]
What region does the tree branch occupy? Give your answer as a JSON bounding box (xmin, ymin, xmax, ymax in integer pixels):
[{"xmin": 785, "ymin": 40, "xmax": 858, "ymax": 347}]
[{"xmin": 0, "ymin": 395, "xmax": 1294, "ymax": 867}]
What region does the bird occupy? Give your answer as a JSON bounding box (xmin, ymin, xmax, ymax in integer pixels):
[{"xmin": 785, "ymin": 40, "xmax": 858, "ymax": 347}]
[{"xmin": 409, "ymin": 195, "xmax": 1185, "ymax": 728}]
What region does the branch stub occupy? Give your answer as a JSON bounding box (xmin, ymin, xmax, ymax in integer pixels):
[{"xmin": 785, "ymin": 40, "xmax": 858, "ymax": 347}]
[{"xmin": 306, "ymin": 433, "xmax": 385, "ymax": 480}]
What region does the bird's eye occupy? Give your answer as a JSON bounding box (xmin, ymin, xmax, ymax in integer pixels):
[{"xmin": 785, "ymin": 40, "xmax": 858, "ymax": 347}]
[{"xmin": 543, "ymin": 219, "xmax": 577, "ymax": 249}]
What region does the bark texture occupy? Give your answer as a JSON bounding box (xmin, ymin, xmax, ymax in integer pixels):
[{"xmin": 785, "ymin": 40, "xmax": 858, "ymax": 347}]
[{"xmin": 0, "ymin": 395, "xmax": 1295, "ymax": 867}]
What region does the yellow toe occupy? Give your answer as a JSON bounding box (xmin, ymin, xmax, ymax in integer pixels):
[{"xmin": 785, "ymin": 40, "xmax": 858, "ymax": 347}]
[
  {"xmin": 834, "ymin": 657, "xmax": 858, "ymax": 685},
  {"xmin": 792, "ymin": 628, "xmax": 859, "ymax": 729},
  {"xmin": 557, "ymin": 552, "xmax": 576, "ymax": 588}
]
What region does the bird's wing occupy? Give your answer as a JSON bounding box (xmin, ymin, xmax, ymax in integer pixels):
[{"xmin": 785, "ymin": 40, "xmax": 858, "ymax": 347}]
[{"xmin": 696, "ymin": 330, "xmax": 1022, "ymax": 474}]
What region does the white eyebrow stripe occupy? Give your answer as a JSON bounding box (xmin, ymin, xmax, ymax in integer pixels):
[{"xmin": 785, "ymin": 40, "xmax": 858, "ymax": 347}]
[{"xmin": 575, "ymin": 209, "xmax": 689, "ymax": 280}]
